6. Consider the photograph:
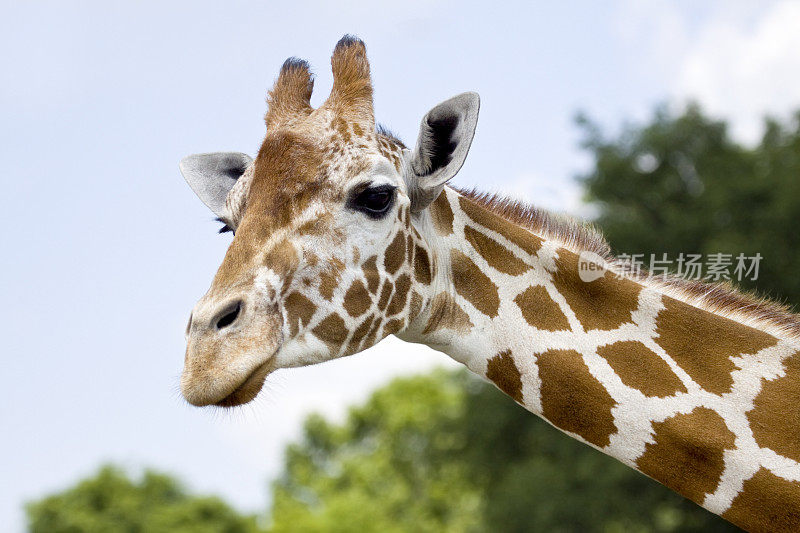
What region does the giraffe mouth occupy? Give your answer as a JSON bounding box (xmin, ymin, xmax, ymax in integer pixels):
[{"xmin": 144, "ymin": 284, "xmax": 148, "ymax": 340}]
[{"xmin": 214, "ymin": 360, "xmax": 274, "ymax": 408}]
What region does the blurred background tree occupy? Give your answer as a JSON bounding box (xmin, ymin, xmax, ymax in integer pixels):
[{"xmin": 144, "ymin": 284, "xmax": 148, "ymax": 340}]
[
  {"xmin": 26, "ymin": 465, "xmax": 263, "ymax": 533},
  {"xmin": 29, "ymin": 102, "xmax": 800, "ymax": 531},
  {"xmin": 269, "ymin": 371, "xmax": 734, "ymax": 533},
  {"xmin": 269, "ymin": 370, "xmax": 482, "ymax": 533},
  {"xmin": 578, "ymin": 104, "xmax": 800, "ymax": 307}
]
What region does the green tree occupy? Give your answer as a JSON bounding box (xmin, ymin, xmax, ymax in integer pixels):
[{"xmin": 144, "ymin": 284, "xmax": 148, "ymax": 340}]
[
  {"xmin": 270, "ymin": 370, "xmax": 733, "ymax": 532},
  {"xmin": 26, "ymin": 465, "xmax": 263, "ymax": 533},
  {"xmin": 578, "ymin": 105, "xmax": 800, "ymax": 306},
  {"xmin": 269, "ymin": 370, "xmax": 483, "ymax": 533},
  {"xmin": 458, "ymin": 375, "xmax": 735, "ymax": 533}
]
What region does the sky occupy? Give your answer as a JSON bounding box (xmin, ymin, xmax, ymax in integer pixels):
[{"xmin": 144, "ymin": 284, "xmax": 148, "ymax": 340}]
[{"xmin": 2, "ymin": 0, "xmax": 800, "ymax": 530}]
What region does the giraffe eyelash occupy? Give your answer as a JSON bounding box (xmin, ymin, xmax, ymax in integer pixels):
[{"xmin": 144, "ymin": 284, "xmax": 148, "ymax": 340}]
[
  {"xmin": 347, "ymin": 184, "xmax": 397, "ymax": 219},
  {"xmin": 216, "ymin": 217, "xmax": 234, "ymax": 234}
]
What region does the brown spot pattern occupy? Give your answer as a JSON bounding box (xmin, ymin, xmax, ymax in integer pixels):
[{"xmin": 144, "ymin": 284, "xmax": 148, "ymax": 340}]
[
  {"xmin": 450, "ymin": 249, "xmax": 500, "ymax": 318},
  {"xmin": 656, "ymin": 296, "xmax": 778, "ymax": 395},
  {"xmin": 346, "ymin": 314, "xmax": 374, "ymax": 353},
  {"xmin": 430, "ymin": 191, "xmax": 454, "ymax": 236},
  {"xmin": 597, "ymin": 341, "xmax": 687, "ymax": 398},
  {"xmin": 413, "ymin": 245, "xmax": 432, "ymax": 285},
  {"xmin": 538, "ymin": 348, "xmax": 617, "ymax": 448},
  {"xmin": 352, "ymin": 314, "xmax": 373, "ymax": 341},
  {"xmin": 319, "ymin": 257, "xmax": 345, "ymax": 301},
  {"xmin": 723, "ymin": 468, "xmax": 800, "ymax": 532},
  {"xmin": 377, "ymin": 282, "xmax": 393, "ymax": 311},
  {"xmin": 362, "ymin": 256, "xmax": 380, "ymax": 293},
  {"xmin": 486, "ymin": 350, "xmax": 523, "ymax": 402},
  {"xmin": 263, "ymin": 239, "xmax": 300, "ymax": 277},
  {"xmin": 280, "ymin": 270, "xmax": 296, "ymax": 299},
  {"xmin": 297, "ymin": 214, "xmax": 333, "ymax": 237},
  {"xmin": 304, "ymin": 251, "xmax": 319, "ymax": 267},
  {"xmin": 384, "ymin": 231, "xmax": 406, "ymax": 274},
  {"xmin": 343, "ymin": 280, "xmax": 371, "ymax": 317},
  {"xmin": 464, "ymin": 226, "xmax": 529, "ymax": 275},
  {"xmin": 458, "ymin": 195, "xmax": 543, "ymax": 255},
  {"xmin": 334, "ymin": 116, "xmax": 351, "ymax": 143},
  {"xmin": 409, "ymin": 291, "xmax": 423, "ymax": 322},
  {"xmin": 312, "ymin": 313, "xmax": 349, "ymax": 344},
  {"xmin": 384, "ymin": 317, "xmax": 405, "ymax": 335},
  {"xmin": 364, "ymin": 317, "xmax": 383, "ymax": 347},
  {"xmin": 514, "ymin": 285, "xmax": 570, "ymax": 331},
  {"xmin": 284, "ymin": 291, "xmax": 316, "ymax": 337},
  {"xmin": 636, "ymin": 407, "xmax": 735, "ymax": 505},
  {"xmin": 422, "ymin": 292, "xmax": 473, "ymax": 334},
  {"xmin": 550, "ymin": 248, "xmax": 641, "ymax": 331},
  {"xmin": 387, "ymin": 274, "xmax": 410, "ymax": 316},
  {"xmin": 748, "ymin": 351, "xmax": 800, "ymax": 463}
]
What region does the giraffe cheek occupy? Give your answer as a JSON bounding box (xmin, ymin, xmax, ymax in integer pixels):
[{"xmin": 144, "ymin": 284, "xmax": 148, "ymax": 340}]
[
  {"xmin": 343, "ymin": 280, "xmax": 372, "ymax": 318},
  {"xmin": 383, "ymin": 231, "xmax": 406, "ymax": 274},
  {"xmin": 284, "ymin": 291, "xmax": 317, "ymax": 338}
]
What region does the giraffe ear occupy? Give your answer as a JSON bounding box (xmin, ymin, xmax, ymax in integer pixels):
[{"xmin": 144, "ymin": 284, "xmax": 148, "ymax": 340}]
[
  {"xmin": 179, "ymin": 152, "xmax": 253, "ymax": 218},
  {"xmin": 407, "ymin": 92, "xmax": 480, "ymax": 212}
]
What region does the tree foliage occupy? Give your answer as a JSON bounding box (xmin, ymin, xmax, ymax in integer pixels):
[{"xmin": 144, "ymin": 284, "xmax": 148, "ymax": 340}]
[
  {"xmin": 269, "ymin": 370, "xmax": 482, "ymax": 533},
  {"xmin": 578, "ymin": 105, "xmax": 800, "ymax": 306},
  {"xmin": 270, "ymin": 370, "xmax": 734, "ymax": 532},
  {"xmin": 26, "ymin": 465, "xmax": 263, "ymax": 533}
]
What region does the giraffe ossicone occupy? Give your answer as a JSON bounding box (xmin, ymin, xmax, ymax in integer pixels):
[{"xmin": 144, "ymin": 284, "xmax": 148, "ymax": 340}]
[{"xmin": 180, "ymin": 35, "xmax": 800, "ymax": 531}]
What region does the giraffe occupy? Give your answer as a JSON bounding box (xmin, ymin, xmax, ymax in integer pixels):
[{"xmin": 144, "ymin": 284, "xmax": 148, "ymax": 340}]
[{"xmin": 179, "ymin": 36, "xmax": 800, "ymax": 531}]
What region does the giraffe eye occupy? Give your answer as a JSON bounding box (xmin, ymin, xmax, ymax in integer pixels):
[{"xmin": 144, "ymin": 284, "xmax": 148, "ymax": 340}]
[{"xmin": 348, "ymin": 184, "xmax": 397, "ymax": 219}]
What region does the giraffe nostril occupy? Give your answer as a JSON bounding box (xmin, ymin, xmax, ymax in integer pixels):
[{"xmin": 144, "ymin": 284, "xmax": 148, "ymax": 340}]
[{"xmin": 215, "ymin": 301, "xmax": 242, "ymax": 330}]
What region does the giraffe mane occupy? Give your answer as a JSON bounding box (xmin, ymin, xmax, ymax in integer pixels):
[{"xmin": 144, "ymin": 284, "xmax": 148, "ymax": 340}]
[
  {"xmin": 455, "ymin": 187, "xmax": 612, "ymax": 257},
  {"xmin": 456, "ymin": 187, "xmax": 800, "ymax": 339},
  {"xmin": 376, "ymin": 124, "xmax": 406, "ymax": 149}
]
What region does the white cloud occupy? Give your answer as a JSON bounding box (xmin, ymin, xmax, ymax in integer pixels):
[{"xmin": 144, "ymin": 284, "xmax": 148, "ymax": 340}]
[
  {"xmin": 673, "ymin": 0, "xmax": 800, "ymax": 143},
  {"xmin": 611, "ymin": 1, "xmax": 800, "ymax": 143},
  {"xmin": 614, "ymin": 0, "xmax": 691, "ymax": 68}
]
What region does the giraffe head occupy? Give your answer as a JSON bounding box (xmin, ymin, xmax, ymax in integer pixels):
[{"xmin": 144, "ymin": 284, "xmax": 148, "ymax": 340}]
[{"xmin": 179, "ymin": 36, "xmax": 479, "ymax": 407}]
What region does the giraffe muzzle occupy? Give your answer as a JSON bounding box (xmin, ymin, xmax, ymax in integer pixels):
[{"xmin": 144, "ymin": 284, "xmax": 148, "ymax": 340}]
[{"xmin": 181, "ymin": 293, "xmax": 282, "ymax": 407}]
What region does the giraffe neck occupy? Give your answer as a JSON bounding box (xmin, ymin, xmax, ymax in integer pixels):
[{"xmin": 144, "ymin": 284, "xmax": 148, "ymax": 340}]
[{"xmin": 400, "ymin": 186, "xmax": 800, "ymax": 531}]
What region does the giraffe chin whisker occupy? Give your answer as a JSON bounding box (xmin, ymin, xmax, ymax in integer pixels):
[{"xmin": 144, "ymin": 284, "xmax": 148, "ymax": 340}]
[{"xmin": 214, "ymin": 360, "xmax": 274, "ymax": 408}]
